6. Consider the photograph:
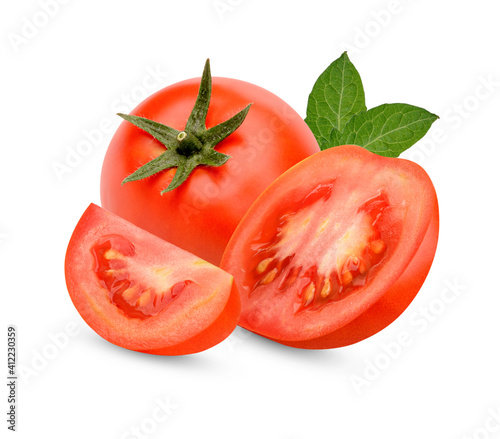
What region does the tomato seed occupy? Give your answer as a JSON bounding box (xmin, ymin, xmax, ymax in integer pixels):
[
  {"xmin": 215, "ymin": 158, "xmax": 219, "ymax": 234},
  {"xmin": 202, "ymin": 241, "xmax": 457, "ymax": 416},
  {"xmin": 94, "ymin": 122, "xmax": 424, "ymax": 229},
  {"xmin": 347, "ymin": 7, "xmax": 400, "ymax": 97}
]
[
  {"xmin": 303, "ymin": 282, "xmax": 316, "ymax": 306},
  {"xmin": 342, "ymin": 271, "xmax": 353, "ymax": 285},
  {"xmin": 137, "ymin": 290, "xmax": 151, "ymax": 307},
  {"xmin": 320, "ymin": 279, "xmax": 331, "ymax": 298},
  {"xmin": 256, "ymin": 257, "xmax": 273, "ymax": 274},
  {"xmin": 260, "ymin": 268, "xmax": 278, "ymax": 285},
  {"xmin": 370, "ymin": 239, "xmax": 387, "ymax": 254},
  {"xmin": 103, "ymin": 248, "xmax": 125, "ymax": 260},
  {"xmin": 122, "ymin": 284, "xmax": 140, "ymax": 302}
]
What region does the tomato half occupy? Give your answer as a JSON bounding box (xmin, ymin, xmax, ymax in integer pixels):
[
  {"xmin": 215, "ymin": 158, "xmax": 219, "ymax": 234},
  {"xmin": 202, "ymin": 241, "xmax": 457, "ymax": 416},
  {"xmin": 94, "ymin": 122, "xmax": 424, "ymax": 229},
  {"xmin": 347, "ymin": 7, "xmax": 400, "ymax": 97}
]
[
  {"xmin": 220, "ymin": 145, "xmax": 439, "ymax": 349},
  {"xmin": 65, "ymin": 204, "xmax": 240, "ymax": 355},
  {"xmin": 100, "ymin": 75, "xmax": 319, "ymax": 266}
]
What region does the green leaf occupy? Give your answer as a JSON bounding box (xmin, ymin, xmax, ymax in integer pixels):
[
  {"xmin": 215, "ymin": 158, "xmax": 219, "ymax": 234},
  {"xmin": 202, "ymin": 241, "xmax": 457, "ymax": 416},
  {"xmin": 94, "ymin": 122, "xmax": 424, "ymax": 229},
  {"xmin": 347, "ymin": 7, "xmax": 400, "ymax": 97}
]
[
  {"xmin": 329, "ymin": 104, "xmax": 439, "ymax": 157},
  {"xmin": 305, "ymin": 52, "xmax": 366, "ymax": 146},
  {"xmin": 118, "ymin": 113, "xmax": 179, "ymax": 144},
  {"xmin": 122, "ymin": 150, "xmax": 180, "ymax": 184},
  {"xmin": 201, "ymin": 104, "xmax": 252, "ymax": 147},
  {"xmin": 329, "ymin": 127, "xmax": 342, "ymax": 148},
  {"xmin": 161, "ymin": 158, "xmax": 197, "ymax": 193},
  {"xmin": 202, "ymin": 149, "xmax": 231, "ymax": 167},
  {"xmin": 184, "ymin": 59, "xmax": 212, "ymax": 135}
]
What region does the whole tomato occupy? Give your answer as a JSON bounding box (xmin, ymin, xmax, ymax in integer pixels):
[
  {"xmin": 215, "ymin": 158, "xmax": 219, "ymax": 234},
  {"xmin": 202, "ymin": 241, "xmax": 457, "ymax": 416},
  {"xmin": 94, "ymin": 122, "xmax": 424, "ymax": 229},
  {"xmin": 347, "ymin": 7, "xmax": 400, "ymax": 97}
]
[{"xmin": 101, "ymin": 60, "xmax": 319, "ymax": 265}]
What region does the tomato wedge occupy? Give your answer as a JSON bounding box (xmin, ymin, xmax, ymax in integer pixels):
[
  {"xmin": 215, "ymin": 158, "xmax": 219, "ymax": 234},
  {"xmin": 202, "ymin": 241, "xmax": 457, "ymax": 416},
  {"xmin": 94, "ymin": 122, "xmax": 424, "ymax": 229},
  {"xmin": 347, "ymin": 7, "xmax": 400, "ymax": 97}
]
[
  {"xmin": 221, "ymin": 145, "xmax": 439, "ymax": 349},
  {"xmin": 65, "ymin": 204, "xmax": 240, "ymax": 355}
]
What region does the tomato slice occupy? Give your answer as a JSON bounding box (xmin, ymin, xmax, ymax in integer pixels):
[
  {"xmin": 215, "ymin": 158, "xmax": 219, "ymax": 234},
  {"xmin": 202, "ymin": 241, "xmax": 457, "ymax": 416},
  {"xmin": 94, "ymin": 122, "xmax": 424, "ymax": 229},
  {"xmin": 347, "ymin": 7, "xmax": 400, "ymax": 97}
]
[
  {"xmin": 220, "ymin": 145, "xmax": 439, "ymax": 349},
  {"xmin": 65, "ymin": 204, "xmax": 240, "ymax": 355}
]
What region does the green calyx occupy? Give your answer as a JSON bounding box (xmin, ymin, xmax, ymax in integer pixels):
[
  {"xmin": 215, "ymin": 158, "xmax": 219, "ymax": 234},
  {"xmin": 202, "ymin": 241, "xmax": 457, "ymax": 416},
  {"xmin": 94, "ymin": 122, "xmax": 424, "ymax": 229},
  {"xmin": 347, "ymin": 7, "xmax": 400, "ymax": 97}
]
[{"xmin": 119, "ymin": 59, "xmax": 252, "ymax": 193}]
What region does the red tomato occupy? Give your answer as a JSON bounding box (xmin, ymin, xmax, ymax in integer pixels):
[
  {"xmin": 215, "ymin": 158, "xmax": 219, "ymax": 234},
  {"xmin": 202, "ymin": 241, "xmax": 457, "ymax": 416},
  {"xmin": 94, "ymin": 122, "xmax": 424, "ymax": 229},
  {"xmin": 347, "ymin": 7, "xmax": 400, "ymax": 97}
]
[
  {"xmin": 221, "ymin": 145, "xmax": 439, "ymax": 349},
  {"xmin": 65, "ymin": 204, "xmax": 240, "ymax": 355},
  {"xmin": 100, "ymin": 76, "xmax": 319, "ymax": 266}
]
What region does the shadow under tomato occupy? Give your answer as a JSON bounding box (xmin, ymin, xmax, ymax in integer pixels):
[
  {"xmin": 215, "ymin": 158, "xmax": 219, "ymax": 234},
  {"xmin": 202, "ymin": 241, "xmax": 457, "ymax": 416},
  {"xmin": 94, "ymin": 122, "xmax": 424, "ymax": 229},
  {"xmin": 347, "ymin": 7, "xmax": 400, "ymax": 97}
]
[
  {"xmin": 87, "ymin": 330, "xmax": 223, "ymax": 371},
  {"xmin": 240, "ymin": 327, "xmax": 346, "ymax": 361}
]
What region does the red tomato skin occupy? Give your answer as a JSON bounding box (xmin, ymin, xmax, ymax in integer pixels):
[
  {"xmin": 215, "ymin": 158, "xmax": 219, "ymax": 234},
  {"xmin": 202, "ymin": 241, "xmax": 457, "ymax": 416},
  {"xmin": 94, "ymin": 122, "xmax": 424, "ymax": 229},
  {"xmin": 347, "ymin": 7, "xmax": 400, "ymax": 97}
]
[
  {"xmin": 220, "ymin": 145, "xmax": 439, "ymax": 349},
  {"xmin": 143, "ymin": 281, "xmax": 241, "ymax": 355},
  {"xmin": 65, "ymin": 204, "xmax": 241, "ymax": 356},
  {"xmin": 100, "ymin": 77, "xmax": 320, "ymax": 266}
]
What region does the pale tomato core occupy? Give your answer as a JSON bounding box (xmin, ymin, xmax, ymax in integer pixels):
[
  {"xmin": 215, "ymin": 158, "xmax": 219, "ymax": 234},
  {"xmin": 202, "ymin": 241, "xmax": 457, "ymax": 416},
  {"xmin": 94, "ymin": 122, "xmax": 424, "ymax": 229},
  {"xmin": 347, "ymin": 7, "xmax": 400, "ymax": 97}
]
[
  {"xmin": 246, "ymin": 182, "xmax": 390, "ymax": 314},
  {"xmin": 92, "ymin": 235, "xmax": 192, "ymax": 319}
]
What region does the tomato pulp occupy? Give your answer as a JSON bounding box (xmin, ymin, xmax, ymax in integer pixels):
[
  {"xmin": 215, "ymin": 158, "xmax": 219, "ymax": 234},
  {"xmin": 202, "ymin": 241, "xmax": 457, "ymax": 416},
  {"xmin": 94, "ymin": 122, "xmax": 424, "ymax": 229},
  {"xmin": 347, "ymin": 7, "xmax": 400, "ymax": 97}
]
[
  {"xmin": 65, "ymin": 204, "xmax": 240, "ymax": 355},
  {"xmin": 100, "ymin": 76, "xmax": 320, "ymax": 266},
  {"xmin": 221, "ymin": 145, "xmax": 439, "ymax": 349}
]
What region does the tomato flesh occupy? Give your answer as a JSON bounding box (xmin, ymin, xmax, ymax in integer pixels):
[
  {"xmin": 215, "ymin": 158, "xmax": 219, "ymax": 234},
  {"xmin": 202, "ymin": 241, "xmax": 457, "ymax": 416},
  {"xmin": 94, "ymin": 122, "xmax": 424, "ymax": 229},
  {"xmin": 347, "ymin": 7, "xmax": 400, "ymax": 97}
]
[
  {"xmin": 249, "ymin": 186, "xmax": 391, "ymax": 314},
  {"xmin": 65, "ymin": 204, "xmax": 240, "ymax": 355},
  {"xmin": 221, "ymin": 145, "xmax": 439, "ymax": 348},
  {"xmin": 92, "ymin": 235, "xmax": 194, "ymax": 320}
]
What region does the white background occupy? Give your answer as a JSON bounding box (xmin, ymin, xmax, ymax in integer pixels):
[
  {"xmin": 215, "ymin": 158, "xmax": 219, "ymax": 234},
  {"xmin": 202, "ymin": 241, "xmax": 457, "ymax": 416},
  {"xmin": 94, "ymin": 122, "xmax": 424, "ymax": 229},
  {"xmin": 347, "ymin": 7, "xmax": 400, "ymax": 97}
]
[{"xmin": 2, "ymin": 1, "xmax": 500, "ymax": 438}]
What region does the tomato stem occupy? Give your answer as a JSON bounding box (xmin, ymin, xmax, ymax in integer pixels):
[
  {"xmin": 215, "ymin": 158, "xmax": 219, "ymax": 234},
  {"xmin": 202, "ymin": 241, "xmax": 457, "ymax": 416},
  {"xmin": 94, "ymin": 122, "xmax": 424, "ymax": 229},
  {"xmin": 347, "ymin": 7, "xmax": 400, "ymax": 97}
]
[
  {"xmin": 176, "ymin": 131, "xmax": 203, "ymax": 157},
  {"xmin": 117, "ymin": 59, "xmax": 252, "ymax": 193}
]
